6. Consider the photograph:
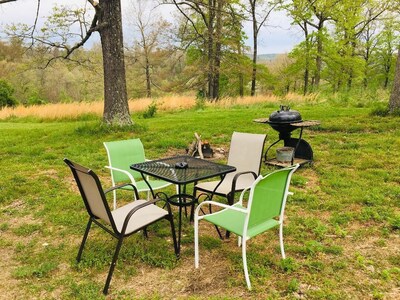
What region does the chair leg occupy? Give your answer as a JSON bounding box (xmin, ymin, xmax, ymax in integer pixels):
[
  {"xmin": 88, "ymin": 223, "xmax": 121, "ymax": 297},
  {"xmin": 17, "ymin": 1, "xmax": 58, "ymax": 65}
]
[
  {"xmin": 103, "ymin": 236, "xmax": 124, "ymax": 295},
  {"xmin": 168, "ymin": 215, "xmax": 179, "ymax": 258},
  {"xmin": 194, "ymin": 215, "xmax": 199, "ymax": 268},
  {"xmin": 279, "ymin": 222, "xmax": 286, "ymax": 259},
  {"xmin": 242, "ymin": 238, "xmax": 251, "ymax": 290},
  {"xmin": 225, "ymin": 192, "xmax": 234, "ymax": 239},
  {"xmin": 189, "ymin": 188, "xmax": 198, "ymax": 222},
  {"xmin": 77, "ymin": 218, "xmax": 92, "ymax": 262},
  {"xmin": 113, "ymin": 189, "xmax": 118, "ymax": 210}
]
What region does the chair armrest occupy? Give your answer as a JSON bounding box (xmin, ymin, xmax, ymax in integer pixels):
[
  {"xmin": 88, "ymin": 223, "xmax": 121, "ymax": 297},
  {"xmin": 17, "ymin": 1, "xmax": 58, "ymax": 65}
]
[
  {"xmin": 120, "ymin": 198, "xmax": 169, "ymax": 235},
  {"xmin": 105, "ymin": 165, "xmax": 137, "ymax": 184},
  {"xmin": 195, "ymin": 200, "xmax": 248, "ymax": 218},
  {"xmin": 104, "ymin": 183, "xmax": 140, "ymax": 200},
  {"xmin": 230, "ymin": 171, "xmax": 257, "ymax": 193},
  {"xmin": 238, "ymin": 186, "xmax": 252, "ymax": 205}
]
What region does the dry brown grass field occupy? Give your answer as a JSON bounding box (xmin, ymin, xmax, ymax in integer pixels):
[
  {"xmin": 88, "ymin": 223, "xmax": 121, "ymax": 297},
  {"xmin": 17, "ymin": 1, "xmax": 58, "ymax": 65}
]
[{"xmin": 0, "ymin": 93, "xmax": 317, "ymax": 119}]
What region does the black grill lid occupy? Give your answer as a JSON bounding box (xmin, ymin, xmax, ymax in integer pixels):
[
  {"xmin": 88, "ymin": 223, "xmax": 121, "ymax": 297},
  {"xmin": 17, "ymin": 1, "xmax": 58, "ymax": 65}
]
[{"xmin": 268, "ymin": 105, "xmax": 302, "ymax": 124}]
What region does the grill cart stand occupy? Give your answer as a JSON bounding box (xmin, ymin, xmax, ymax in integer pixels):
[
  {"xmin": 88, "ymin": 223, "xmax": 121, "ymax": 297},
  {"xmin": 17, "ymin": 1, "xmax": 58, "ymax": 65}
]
[{"xmin": 254, "ymin": 119, "xmax": 320, "ymax": 167}]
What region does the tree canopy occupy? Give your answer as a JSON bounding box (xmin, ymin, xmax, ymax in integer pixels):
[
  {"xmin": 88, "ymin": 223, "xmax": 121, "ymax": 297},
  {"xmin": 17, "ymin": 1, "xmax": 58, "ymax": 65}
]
[{"xmin": 0, "ymin": 0, "xmax": 399, "ymax": 111}]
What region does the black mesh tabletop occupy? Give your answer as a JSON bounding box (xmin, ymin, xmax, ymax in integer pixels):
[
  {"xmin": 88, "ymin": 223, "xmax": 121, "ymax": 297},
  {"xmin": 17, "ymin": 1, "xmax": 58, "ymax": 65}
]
[{"xmin": 130, "ymin": 155, "xmax": 236, "ymax": 185}]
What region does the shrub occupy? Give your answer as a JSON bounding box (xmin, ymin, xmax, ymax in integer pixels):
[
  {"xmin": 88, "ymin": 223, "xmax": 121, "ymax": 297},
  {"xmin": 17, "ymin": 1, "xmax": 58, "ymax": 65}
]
[
  {"xmin": 26, "ymin": 94, "xmax": 48, "ymax": 106},
  {"xmin": 143, "ymin": 102, "xmax": 157, "ymax": 118},
  {"xmin": 0, "ymin": 80, "xmax": 17, "ymax": 108},
  {"xmin": 370, "ymin": 105, "xmax": 389, "ymax": 117}
]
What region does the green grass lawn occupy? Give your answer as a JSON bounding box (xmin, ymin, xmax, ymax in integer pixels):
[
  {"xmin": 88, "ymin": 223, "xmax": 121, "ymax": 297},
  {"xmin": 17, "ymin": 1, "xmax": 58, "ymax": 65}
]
[{"xmin": 0, "ymin": 102, "xmax": 399, "ymax": 299}]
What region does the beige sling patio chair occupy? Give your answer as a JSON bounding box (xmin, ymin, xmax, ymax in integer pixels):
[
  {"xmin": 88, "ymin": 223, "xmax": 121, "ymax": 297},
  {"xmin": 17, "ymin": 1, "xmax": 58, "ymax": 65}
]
[
  {"xmin": 104, "ymin": 138, "xmax": 173, "ymax": 209},
  {"xmin": 193, "ymin": 132, "xmax": 266, "ymax": 236},
  {"xmin": 64, "ymin": 158, "xmax": 178, "ymax": 295},
  {"xmin": 194, "ymin": 164, "xmax": 299, "ymax": 290}
]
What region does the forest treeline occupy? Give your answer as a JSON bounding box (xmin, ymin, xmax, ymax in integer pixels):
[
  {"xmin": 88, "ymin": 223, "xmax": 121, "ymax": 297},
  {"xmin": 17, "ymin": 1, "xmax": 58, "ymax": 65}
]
[{"xmin": 0, "ymin": 0, "xmax": 398, "ymax": 108}]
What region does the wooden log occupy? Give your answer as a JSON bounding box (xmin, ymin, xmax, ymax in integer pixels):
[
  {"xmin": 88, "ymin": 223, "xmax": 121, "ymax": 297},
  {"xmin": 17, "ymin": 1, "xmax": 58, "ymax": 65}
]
[
  {"xmin": 194, "ymin": 132, "xmax": 204, "ymax": 159},
  {"xmin": 187, "ymin": 140, "xmax": 197, "ymax": 156}
]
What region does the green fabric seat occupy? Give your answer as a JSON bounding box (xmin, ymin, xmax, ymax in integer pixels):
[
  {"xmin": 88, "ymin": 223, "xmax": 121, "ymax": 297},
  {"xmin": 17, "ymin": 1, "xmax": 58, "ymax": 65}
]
[
  {"xmin": 104, "ymin": 139, "xmax": 172, "ymax": 209},
  {"xmin": 194, "ymin": 164, "xmax": 299, "ymax": 290}
]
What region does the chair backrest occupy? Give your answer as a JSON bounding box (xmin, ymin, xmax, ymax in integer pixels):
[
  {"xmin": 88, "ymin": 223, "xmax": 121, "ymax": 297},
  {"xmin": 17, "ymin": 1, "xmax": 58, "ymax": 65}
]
[
  {"xmin": 64, "ymin": 158, "xmax": 116, "ymax": 229},
  {"xmin": 227, "ymin": 132, "xmax": 266, "ymax": 175},
  {"xmin": 104, "ymin": 139, "xmax": 146, "ymax": 183},
  {"xmin": 247, "ymin": 164, "xmax": 299, "ymax": 230}
]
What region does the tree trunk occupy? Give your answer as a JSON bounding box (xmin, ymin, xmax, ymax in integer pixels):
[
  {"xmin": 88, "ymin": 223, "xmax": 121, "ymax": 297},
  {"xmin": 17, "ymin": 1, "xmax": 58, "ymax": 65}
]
[
  {"xmin": 304, "ymin": 68, "xmax": 309, "ymax": 95},
  {"xmin": 311, "ymin": 76, "xmax": 315, "ymax": 91},
  {"xmin": 207, "ymin": 0, "xmax": 215, "ymax": 100},
  {"xmin": 213, "ymin": 0, "xmax": 223, "ymax": 100},
  {"xmin": 389, "ymin": 47, "xmax": 400, "ymax": 113},
  {"xmin": 250, "ymin": 1, "xmax": 257, "ymax": 96},
  {"xmin": 98, "ymin": 0, "xmax": 132, "ymax": 125},
  {"xmin": 383, "ymin": 56, "xmax": 391, "ymax": 89},
  {"xmin": 237, "ymin": 42, "xmax": 244, "ymax": 97},
  {"xmin": 347, "ymin": 40, "xmax": 356, "ymax": 91},
  {"xmin": 384, "ymin": 76, "xmax": 389, "ymax": 89},
  {"xmin": 145, "ymin": 56, "xmax": 151, "ymax": 98},
  {"xmin": 303, "ymin": 22, "xmax": 310, "ymax": 95},
  {"xmin": 363, "ymin": 27, "xmax": 371, "ymax": 88},
  {"xmin": 315, "ymin": 24, "xmax": 323, "ymax": 87}
]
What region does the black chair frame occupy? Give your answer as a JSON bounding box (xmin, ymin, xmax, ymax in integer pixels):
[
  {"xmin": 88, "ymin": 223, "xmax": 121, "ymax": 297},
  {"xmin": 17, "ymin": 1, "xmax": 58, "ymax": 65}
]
[{"xmin": 64, "ymin": 158, "xmax": 178, "ymax": 295}]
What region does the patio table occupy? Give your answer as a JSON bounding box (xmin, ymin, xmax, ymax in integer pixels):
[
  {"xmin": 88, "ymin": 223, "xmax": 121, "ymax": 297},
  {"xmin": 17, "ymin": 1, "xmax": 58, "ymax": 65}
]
[{"xmin": 130, "ymin": 155, "xmax": 236, "ymax": 255}]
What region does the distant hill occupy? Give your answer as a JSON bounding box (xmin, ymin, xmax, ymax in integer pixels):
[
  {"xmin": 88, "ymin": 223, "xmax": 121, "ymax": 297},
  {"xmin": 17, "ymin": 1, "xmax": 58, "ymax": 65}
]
[
  {"xmin": 245, "ymin": 53, "xmax": 279, "ymax": 62},
  {"xmin": 257, "ymin": 54, "xmax": 278, "ymax": 61}
]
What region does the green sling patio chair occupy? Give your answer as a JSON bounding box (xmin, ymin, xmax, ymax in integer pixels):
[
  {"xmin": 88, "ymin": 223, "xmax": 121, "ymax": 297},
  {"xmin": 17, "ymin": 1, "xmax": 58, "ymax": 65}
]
[
  {"xmin": 104, "ymin": 138, "xmax": 172, "ymax": 209},
  {"xmin": 194, "ymin": 164, "xmax": 299, "ymax": 290},
  {"xmin": 64, "ymin": 158, "xmax": 178, "ymax": 295}
]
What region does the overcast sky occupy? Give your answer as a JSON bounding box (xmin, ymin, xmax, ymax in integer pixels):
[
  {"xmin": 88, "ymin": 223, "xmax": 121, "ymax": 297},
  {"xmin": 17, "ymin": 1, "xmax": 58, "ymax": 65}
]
[{"xmin": 0, "ymin": 0, "xmax": 303, "ymax": 54}]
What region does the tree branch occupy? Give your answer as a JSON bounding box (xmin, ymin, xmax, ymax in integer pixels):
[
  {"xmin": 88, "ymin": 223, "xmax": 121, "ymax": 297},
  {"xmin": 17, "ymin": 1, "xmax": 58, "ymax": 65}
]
[
  {"xmin": 256, "ymin": 2, "xmax": 278, "ymax": 34},
  {"xmin": 30, "ymin": 0, "xmax": 41, "ymax": 45},
  {"xmin": 172, "ymin": 0, "xmax": 205, "ymax": 40},
  {"xmin": 0, "ymin": 0, "xmax": 17, "ymax": 4},
  {"xmin": 64, "ymin": 14, "xmax": 105, "ymax": 59}
]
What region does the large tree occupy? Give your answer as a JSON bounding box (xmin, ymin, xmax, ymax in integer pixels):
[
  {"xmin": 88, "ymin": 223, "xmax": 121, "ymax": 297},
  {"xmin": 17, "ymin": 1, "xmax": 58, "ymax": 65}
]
[
  {"xmin": 282, "ymin": 0, "xmax": 315, "ymax": 94},
  {"xmin": 246, "ymin": 0, "xmax": 276, "ymax": 96},
  {"xmin": 5, "ymin": 0, "xmax": 132, "ymax": 125},
  {"xmin": 333, "ymin": 0, "xmax": 388, "ymax": 90},
  {"xmin": 129, "ymin": 0, "xmax": 172, "ymax": 98},
  {"xmin": 387, "ymin": 0, "xmax": 400, "ymax": 112},
  {"xmin": 305, "ymin": 0, "xmax": 338, "ymax": 87},
  {"xmin": 167, "ymin": 0, "xmax": 230, "ymax": 100},
  {"xmin": 96, "ymin": 0, "xmax": 131, "ymax": 125}
]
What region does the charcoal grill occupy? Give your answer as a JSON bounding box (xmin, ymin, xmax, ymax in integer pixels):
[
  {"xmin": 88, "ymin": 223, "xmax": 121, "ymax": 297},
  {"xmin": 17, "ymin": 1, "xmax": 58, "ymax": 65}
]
[{"xmin": 254, "ymin": 105, "xmax": 320, "ymax": 167}]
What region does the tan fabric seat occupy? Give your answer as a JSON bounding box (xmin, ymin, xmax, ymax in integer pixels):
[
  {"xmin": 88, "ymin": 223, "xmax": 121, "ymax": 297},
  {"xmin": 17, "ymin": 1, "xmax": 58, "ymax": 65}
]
[
  {"xmin": 195, "ymin": 131, "xmax": 266, "ymax": 201},
  {"xmin": 111, "ymin": 200, "xmax": 168, "ymax": 234},
  {"xmin": 194, "ymin": 132, "xmax": 266, "ymax": 238},
  {"xmin": 64, "ymin": 158, "xmax": 178, "ymax": 295},
  {"xmin": 195, "ymin": 172, "xmax": 256, "ymax": 196}
]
